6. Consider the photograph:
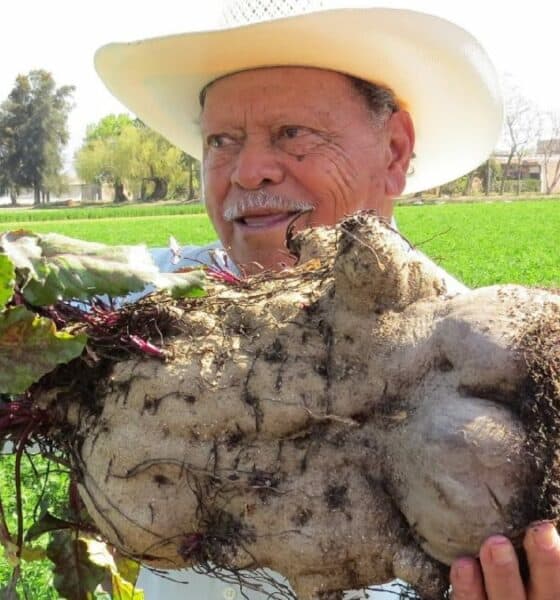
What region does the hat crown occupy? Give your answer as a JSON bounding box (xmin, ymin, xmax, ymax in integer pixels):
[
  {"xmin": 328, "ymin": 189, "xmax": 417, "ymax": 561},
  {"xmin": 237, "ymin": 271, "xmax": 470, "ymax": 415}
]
[{"xmin": 220, "ymin": 0, "xmax": 327, "ymax": 27}]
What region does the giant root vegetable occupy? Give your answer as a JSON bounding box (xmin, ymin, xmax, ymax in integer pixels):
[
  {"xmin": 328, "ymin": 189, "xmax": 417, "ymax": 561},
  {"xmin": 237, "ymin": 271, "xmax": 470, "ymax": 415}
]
[{"xmin": 29, "ymin": 214, "xmax": 560, "ymax": 598}]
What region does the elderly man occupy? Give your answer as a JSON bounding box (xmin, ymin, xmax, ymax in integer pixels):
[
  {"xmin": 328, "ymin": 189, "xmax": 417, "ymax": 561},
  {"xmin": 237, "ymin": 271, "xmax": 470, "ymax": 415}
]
[{"xmin": 95, "ymin": 2, "xmax": 560, "ymax": 599}]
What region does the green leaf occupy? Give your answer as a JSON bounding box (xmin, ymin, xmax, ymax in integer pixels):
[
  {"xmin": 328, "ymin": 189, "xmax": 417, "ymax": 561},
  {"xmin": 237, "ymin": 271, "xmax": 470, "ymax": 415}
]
[
  {"xmin": 84, "ymin": 540, "xmax": 144, "ymax": 600},
  {"xmin": 113, "ymin": 552, "xmax": 141, "ymax": 587},
  {"xmin": 0, "ymin": 306, "xmax": 86, "ymax": 394},
  {"xmin": 168, "ymin": 271, "xmax": 207, "ymax": 299},
  {"xmin": 46, "ymin": 531, "xmax": 106, "ymax": 600},
  {"xmin": 0, "ymin": 231, "xmax": 205, "ymax": 305},
  {"xmin": 111, "ymin": 571, "xmax": 144, "ymax": 600},
  {"xmin": 0, "ymin": 230, "xmax": 44, "ymax": 280},
  {"xmin": 0, "ymin": 254, "xmax": 15, "ymax": 309}
]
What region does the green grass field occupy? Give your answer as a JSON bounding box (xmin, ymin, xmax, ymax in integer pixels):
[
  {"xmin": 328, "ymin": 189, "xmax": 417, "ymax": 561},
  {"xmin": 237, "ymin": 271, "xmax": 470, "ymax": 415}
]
[
  {"xmin": 2, "ymin": 213, "xmax": 216, "ymax": 247},
  {"xmin": 1, "ymin": 199, "xmax": 558, "ymax": 288},
  {"xmin": 395, "ymin": 200, "xmax": 560, "ymax": 288},
  {"xmin": 0, "ymin": 202, "xmax": 206, "ymax": 222}
]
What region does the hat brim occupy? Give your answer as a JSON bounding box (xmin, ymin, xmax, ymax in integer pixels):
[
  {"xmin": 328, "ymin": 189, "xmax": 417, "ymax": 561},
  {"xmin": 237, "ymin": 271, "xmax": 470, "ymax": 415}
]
[{"xmin": 95, "ymin": 7, "xmax": 503, "ymax": 195}]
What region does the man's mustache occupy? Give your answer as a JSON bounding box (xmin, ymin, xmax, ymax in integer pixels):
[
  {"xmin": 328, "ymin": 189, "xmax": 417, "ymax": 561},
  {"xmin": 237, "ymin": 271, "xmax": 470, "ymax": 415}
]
[{"xmin": 223, "ymin": 191, "xmax": 313, "ymax": 221}]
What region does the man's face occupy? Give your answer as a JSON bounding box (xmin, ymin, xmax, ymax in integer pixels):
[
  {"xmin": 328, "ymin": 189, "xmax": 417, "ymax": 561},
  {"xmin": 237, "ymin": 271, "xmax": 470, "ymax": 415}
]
[{"xmin": 200, "ymin": 67, "xmax": 413, "ymax": 273}]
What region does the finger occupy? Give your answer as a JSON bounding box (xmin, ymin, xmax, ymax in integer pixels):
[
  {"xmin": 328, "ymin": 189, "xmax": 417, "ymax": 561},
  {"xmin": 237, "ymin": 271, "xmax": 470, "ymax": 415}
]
[
  {"xmin": 523, "ymin": 521, "xmax": 560, "ymax": 599},
  {"xmin": 479, "ymin": 535, "xmax": 526, "ymax": 600},
  {"xmin": 450, "ymin": 557, "xmax": 487, "ymax": 600}
]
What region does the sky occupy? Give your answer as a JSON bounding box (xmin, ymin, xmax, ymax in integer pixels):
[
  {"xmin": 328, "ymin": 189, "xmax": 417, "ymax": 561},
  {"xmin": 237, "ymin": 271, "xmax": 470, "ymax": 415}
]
[{"xmin": 2, "ymin": 0, "xmax": 560, "ymax": 169}]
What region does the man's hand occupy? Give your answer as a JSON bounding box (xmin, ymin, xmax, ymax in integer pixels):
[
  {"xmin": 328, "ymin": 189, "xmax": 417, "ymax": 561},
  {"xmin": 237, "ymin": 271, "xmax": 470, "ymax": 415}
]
[{"xmin": 450, "ymin": 522, "xmax": 560, "ymax": 599}]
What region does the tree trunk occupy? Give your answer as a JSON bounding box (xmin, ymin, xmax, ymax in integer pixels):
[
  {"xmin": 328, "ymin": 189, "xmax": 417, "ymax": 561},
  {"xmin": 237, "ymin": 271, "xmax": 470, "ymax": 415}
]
[
  {"xmin": 33, "ymin": 184, "xmax": 41, "ymax": 206},
  {"xmin": 141, "ymin": 177, "xmax": 167, "ymax": 202},
  {"xmin": 113, "ymin": 181, "xmax": 128, "ymax": 203},
  {"xmin": 499, "ymin": 150, "xmax": 515, "ymax": 195},
  {"xmin": 152, "ymin": 177, "xmax": 167, "ymax": 201},
  {"xmin": 9, "ymin": 190, "xmax": 17, "ymax": 206},
  {"xmin": 188, "ymin": 159, "xmax": 195, "ymax": 201},
  {"xmin": 463, "ymin": 173, "xmax": 475, "ymax": 196},
  {"xmin": 140, "ymin": 180, "xmax": 147, "ymax": 202},
  {"xmin": 485, "ymin": 160, "xmax": 491, "ymax": 196}
]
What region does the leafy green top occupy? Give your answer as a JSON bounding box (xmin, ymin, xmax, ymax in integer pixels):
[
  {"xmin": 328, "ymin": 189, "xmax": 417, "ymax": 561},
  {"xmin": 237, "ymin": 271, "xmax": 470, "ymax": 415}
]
[{"xmin": 0, "ymin": 230, "xmax": 204, "ymax": 395}]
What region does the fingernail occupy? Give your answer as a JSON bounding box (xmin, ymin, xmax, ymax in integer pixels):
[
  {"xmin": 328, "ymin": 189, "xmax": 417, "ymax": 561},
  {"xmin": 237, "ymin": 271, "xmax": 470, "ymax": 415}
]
[
  {"xmin": 531, "ymin": 522, "xmax": 559, "ymax": 551},
  {"xmin": 489, "ymin": 537, "xmax": 515, "ymax": 565},
  {"xmin": 453, "ymin": 559, "xmax": 475, "ymax": 584}
]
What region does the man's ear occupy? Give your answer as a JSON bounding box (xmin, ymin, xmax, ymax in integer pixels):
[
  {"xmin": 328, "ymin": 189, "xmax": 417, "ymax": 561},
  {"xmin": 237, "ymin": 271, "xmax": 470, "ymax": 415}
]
[{"xmin": 384, "ymin": 110, "xmax": 415, "ymax": 198}]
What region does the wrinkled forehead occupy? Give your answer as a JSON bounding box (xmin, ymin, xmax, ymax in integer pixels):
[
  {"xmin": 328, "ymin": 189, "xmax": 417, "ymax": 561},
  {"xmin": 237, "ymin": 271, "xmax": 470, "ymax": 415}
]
[
  {"xmin": 199, "ymin": 66, "xmax": 352, "ymax": 108},
  {"xmin": 197, "ymin": 67, "xmax": 378, "ymax": 140}
]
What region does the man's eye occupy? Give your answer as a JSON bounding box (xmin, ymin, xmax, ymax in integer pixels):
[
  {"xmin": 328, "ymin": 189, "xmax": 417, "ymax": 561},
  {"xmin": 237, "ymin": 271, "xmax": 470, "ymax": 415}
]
[
  {"xmin": 207, "ymin": 135, "xmax": 223, "ymax": 148},
  {"xmin": 276, "ymin": 126, "xmax": 322, "ymax": 155},
  {"xmin": 280, "ymin": 126, "xmax": 303, "ymax": 139},
  {"xmin": 206, "ymin": 134, "xmax": 234, "ymax": 148}
]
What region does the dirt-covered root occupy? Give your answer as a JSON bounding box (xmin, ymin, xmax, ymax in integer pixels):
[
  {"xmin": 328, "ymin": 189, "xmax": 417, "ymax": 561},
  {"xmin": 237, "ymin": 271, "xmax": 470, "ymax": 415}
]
[
  {"xmin": 75, "ymin": 413, "xmax": 449, "ymax": 599},
  {"xmin": 515, "ymin": 304, "xmax": 560, "ymax": 523},
  {"xmin": 380, "ymin": 287, "xmax": 560, "ymax": 566},
  {"xmin": 331, "ymin": 216, "xmax": 452, "ymax": 314},
  {"xmin": 289, "ymin": 213, "xmax": 458, "ymax": 314},
  {"xmin": 41, "ymin": 214, "xmax": 560, "ymax": 599}
]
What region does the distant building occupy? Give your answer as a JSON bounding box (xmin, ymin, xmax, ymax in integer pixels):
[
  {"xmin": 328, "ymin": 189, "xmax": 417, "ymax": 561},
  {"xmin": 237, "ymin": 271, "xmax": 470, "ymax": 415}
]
[
  {"xmin": 0, "ymin": 177, "xmax": 114, "ymax": 206},
  {"xmin": 66, "ymin": 175, "xmax": 113, "ymax": 203},
  {"xmin": 493, "ymin": 140, "xmax": 560, "ymax": 194},
  {"xmin": 496, "ymin": 156, "xmax": 542, "ymax": 181},
  {"xmin": 536, "ymin": 139, "xmax": 560, "ymax": 154},
  {"xmin": 535, "ymin": 139, "xmax": 560, "ymax": 194}
]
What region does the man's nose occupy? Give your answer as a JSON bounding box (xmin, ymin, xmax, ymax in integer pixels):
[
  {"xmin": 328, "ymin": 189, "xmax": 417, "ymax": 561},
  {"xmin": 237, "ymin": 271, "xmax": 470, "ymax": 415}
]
[{"xmin": 230, "ymin": 139, "xmax": 285, "ymax": 189}]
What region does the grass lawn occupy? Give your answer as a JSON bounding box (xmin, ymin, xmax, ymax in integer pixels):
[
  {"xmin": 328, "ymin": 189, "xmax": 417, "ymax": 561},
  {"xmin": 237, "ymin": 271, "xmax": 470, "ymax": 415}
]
[
  {"xmin": 0, "ymin": 199, "xmax": 558, "ymax": 287},
  {"xmin": 395, "ymin": 200, "xmax": 560, "ymax": 288},
  {"xmin": 3, "ymin": 213, "xmax": 217, "ymax": 247},
  {"xmin": 0, "ymin": 202, "xmax": 206, "ymax": 222}
]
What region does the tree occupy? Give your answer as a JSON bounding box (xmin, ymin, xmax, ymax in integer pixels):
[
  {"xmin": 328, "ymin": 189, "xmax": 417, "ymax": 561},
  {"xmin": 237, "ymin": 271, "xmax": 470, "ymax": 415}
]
[
  {"xmin": 131, "ymin": 123, "xmax": 200, "ymax": 201},
  {"xmin": 0, "ymin": 70, "xmax": 74, "ymax": 205},
  {"xmin": 536, "ymin": 112, "xmax": 560, "ymax": 194},
  {"xmin": 181, "ymin": 152, "xmax": 201, "ymax": 201},
  {"xmin": 130, "ymin": 120, "xmax": 172, "ymax": 201},
  {"xmin": 75, "ymin": 114, "xmax": 135, "ymax": 203},
  {"xmin": 84, "ymin": 113, "xmax": 132, "ymax": 143},
  {"xmin": 482, "ymin": 158, "xmax": 502, "ymax": 195},
  {"xmin": 75, "ymin": 115, "xmax": 201, "ymax": 202},
  {"xmin": 0, "ymin": 127, "xmax": 20, "ymax": 205},
  {"xmin": 498, "ymin": 78, "xmax": 539, "ymax": 195}
]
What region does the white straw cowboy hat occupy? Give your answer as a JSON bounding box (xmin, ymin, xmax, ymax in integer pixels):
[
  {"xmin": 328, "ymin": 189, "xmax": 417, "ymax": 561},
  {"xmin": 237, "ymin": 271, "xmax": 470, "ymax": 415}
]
[{"xmin": 94, "ymin": 0, "xmax": 503, "ymax": 195}]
